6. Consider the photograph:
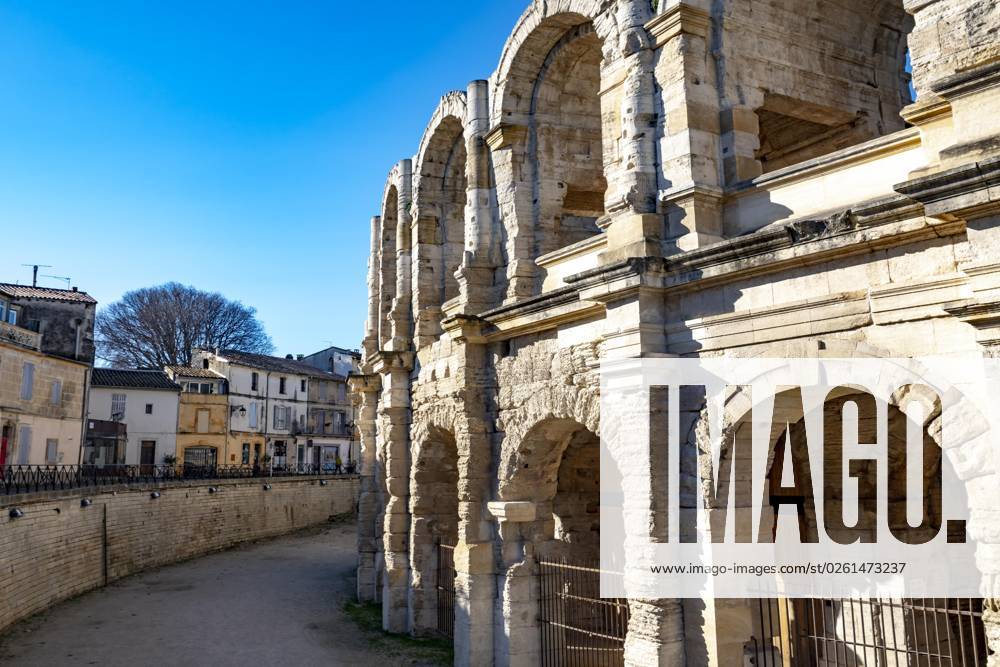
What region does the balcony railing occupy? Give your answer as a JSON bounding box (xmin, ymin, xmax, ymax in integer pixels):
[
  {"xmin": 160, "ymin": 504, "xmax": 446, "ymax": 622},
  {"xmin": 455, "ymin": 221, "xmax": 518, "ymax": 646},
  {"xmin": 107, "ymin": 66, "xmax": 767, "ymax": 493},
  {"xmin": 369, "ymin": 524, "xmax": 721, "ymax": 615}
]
[
  {"xmin": 0, "ymin": 321, "xmax": 41, "ymax": 351},
  {"xmin": 0, "ymin": 463, "xmax": 354, "ymax": 496}
]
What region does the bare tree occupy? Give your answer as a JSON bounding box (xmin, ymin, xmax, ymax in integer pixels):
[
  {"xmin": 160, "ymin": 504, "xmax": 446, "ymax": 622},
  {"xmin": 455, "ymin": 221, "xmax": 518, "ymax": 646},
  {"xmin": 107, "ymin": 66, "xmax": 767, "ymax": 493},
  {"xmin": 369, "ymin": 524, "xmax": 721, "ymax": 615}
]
[{"xmin": 96, "ymin": 283, "xmax": 274, "ymax": 367}]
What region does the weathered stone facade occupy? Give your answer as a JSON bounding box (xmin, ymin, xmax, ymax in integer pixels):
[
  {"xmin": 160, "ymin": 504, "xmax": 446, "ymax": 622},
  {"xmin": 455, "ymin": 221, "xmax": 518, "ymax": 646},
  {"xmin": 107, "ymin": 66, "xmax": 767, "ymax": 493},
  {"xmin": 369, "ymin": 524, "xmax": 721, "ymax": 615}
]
[{"xmin": 352, "ymin": 1, "xmax": 1000, "ymax": 664}]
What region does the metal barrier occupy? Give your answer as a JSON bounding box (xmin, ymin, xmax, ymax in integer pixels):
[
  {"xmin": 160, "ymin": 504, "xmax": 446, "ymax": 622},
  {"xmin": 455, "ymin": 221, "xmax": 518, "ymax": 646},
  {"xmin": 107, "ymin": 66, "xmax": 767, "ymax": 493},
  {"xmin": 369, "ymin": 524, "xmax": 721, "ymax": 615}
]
[
  {"xmin": 537, "ymin": 559, "xmax": 629, "ymax": 667},
  {"xmin": 750, "ymin": 597, "xmax": 987, "ymax": 666},
  {"xmin": 437, "ymin": 542, "xmax": 456, "ymax": 639},
  {"xmin": 0, "ymin": 463, "xmax": 349, "ymax": 496}
]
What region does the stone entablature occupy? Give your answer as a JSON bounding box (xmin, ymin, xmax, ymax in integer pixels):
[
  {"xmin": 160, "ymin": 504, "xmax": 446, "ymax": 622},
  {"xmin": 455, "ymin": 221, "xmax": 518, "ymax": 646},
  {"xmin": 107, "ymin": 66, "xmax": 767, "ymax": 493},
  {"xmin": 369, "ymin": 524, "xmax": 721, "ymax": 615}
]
[{"xmin": 357, "ymin": 1, "xmax": 1000, "ymax": 665}]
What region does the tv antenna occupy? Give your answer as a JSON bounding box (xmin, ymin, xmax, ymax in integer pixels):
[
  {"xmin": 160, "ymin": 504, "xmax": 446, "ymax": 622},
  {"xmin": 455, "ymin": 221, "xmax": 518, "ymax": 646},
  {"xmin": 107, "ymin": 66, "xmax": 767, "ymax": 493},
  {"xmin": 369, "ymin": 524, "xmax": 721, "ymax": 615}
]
[
  {"xmin": 41, "ymin": 274, "xmax": 72, "ymax": 288},
  {"xmin": 21, "ymin": 264, "xmax": 52, "ymax": 287}
]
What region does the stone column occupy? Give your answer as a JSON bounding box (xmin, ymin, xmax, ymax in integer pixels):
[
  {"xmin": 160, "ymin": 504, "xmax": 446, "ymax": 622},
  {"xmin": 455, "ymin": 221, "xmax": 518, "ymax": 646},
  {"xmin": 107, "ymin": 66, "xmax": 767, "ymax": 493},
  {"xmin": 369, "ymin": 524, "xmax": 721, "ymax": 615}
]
[
  {"xmin": 489, "ymin": 501, "xmax": 541, "ymax": 667},
  {"xmin": 456, "ymin": 80, "xmax": 499, "ymax": 315},
  {"xmin": 646, "ymin": 0, "xmax": 724, "ymax": 254},
  {"xmin": 443, "ymin": 315, "xmax": 497, "ymax": 666},
  {"xmin": 390, "ymin": 160, "xmax": 414, "ymax": 350},
  {"xmin": 374, "ymin": 351, "xmax": 415, "ymax": 633},
  {"xmin": 364, "ymin": 215, "xmax": 381, "ymax": 360},
  {"xmin": 349, "ymin": 373, "xmax": 382, "ymax": 602},
  {"xmin": 486, "ymin": 122, "xmax": 534, "ymax": 303}
]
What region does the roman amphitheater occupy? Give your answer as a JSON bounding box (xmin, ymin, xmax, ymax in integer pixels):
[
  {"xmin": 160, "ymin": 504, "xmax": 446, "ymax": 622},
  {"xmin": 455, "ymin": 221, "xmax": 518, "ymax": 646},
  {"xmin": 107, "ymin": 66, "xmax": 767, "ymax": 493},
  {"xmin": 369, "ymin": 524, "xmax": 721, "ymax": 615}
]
[{"xmin": 349, "ymin": 0, "xmax": 1000, "ymax": 664}]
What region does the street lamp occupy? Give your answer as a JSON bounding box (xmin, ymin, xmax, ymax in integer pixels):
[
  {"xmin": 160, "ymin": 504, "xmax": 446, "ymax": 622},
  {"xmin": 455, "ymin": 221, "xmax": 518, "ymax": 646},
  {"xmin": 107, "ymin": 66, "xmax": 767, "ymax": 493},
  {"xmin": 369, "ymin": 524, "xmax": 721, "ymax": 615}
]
[{"xmin": 230, "ymin": 405, "xmax": 247, "ymax": 417}]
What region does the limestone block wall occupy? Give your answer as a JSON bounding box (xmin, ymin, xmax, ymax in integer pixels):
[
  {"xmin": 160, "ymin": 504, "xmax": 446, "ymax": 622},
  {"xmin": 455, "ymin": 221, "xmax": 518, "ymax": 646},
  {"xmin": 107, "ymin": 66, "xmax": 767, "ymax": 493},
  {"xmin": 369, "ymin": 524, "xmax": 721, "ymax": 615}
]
[{"xmin": 0, "ymin": 476, "xmax": 359, "ymax": 634}]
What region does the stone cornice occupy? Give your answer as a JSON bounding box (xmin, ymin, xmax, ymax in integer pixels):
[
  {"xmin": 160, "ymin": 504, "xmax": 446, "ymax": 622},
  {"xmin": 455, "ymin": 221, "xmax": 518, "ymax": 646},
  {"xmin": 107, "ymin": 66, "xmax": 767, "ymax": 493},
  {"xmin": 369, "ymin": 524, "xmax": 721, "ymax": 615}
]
[
  {"xmin": 645, "ymin": 3, "xmax": 711, "ymax": 47},
  {"xmin": 931, "ymin": 60, "xmax": 1000, "ymax": 101},
  {"xmin": 484, "ymin": 123, "xmax": 527, "ymax": 151},
  {"xmin": 894, "ymin": 156, "xmax": 1000, "ymax": 219},
  {"xmin": 441, "ymin": 313, "xmax": 488, "ymax": 344},
  {"xmin": 369, "ymin": 350, "xmax": 415, "ymax": 374},
  {"xmin": 347, "ymin": 372, "xmax": 382, "ymax": 394}
]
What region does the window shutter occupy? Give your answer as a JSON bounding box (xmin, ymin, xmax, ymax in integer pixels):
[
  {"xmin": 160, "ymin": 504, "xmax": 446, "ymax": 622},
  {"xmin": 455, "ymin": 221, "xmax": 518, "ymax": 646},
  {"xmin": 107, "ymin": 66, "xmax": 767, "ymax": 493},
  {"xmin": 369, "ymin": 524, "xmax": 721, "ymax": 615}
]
[
  {"xmin": 17, "ymin": 425, "xmax": 32, "ymax": 464},
  {"xmin": 45, "ymin": 439, "xmax": 58, "ymax": 464},
  {"xmin": 249, "ymin": 402, "xmax": 258, "ymax": 428},
  {"xmin": 20, "ymin": 363, "xmax": 34, "ymax": 400},
  {"xmin": 50, "ymin": 379, "xmax": 62, "ymax": 405}
]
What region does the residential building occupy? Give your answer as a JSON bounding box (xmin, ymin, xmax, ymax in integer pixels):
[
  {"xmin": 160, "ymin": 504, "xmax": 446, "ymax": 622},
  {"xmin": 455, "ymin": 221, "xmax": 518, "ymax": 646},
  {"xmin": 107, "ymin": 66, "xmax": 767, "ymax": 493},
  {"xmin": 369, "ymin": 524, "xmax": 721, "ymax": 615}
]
[
  {"xmin": 164, "ymin": 366, "xmax": 230, "ymax": 467},
  {"xmin": 82, "ymin": 419, "xmax": 127, "ymax": 466},
  {"xmin": 299, "ymin": 345, "xmax": 361, "ymax": 377},
  {"xmin": 194, "ymin": 348, "xmax": 354, "ymax": 471},
  {"xmin": 88, "ymin": 369, "xmax": 180, "ymax": 467},
  {"xmin": 0, "ymin": 284, "xmax": 96, "ymax": 466}
]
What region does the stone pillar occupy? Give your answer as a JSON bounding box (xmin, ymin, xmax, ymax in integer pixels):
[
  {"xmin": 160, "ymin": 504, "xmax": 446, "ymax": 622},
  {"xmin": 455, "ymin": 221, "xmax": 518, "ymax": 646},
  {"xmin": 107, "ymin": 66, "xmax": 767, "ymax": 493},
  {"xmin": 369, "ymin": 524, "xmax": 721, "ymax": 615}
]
[
  {"xmin": 374, "ymin": 351, "xmax": 415, "ymax": 633},
  {"xmin": 364, "ymin": 215, "xmax": 381, "ymax": 360},
  {"xmin": 643, "ymin": 0, "xmax": 724, "ymax": 253},
  {"xmin": 457, "ymin": 79, "xmax": 499, "ymax": 315},
  {"xmin": 489, "ymin": 501, "xmax": 541, "ymax": 667},
  {"xmin": 349, "ymin": 373, "xmax": 382, "ymax": 602},
  {"xmin": 443, "ymin": 315, "xmax": 497, "ymax": 666},
  {"xmin": 486, "ymin": 123, "xmax": 534, "ymax": 303},
  {"xmin": 390, "ymin": 160, "xmax": 414, "ymax": 350}
]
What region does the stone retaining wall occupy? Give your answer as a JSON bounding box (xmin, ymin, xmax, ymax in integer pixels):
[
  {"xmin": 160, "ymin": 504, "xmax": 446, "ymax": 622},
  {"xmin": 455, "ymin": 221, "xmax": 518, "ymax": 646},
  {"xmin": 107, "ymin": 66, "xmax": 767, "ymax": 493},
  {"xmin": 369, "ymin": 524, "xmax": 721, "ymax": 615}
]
[{"xmin": 0, "ymin": 475, "xmax": 359, "ymax": 633}]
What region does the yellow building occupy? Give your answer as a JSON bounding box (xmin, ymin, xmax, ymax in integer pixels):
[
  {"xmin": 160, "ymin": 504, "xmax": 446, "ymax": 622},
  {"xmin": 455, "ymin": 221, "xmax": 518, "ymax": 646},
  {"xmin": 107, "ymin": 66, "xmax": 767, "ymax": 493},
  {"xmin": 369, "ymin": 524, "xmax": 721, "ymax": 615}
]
[{"xmin": 165, "ymin": 366, "xmax": 232, "ymax": 467}]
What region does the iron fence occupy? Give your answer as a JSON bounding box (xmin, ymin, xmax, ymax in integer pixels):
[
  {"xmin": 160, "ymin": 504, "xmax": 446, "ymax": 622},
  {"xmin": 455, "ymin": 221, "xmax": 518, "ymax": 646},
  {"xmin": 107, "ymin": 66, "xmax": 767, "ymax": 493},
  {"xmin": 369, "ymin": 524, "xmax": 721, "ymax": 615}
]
[
  {"xmin": 750, "ymin": 597, "xmax": 987, "ymax": 666},
  {"xmin": 537, "ymin": 559, "xmax": 629, "ymax": 667},
  {"xmin": 0, "ymin": 463, "xmax": 349, "ymax": 496},
  {"xmin": 437, "ymin": 542, "xmax": 456, "ymax": 639}
]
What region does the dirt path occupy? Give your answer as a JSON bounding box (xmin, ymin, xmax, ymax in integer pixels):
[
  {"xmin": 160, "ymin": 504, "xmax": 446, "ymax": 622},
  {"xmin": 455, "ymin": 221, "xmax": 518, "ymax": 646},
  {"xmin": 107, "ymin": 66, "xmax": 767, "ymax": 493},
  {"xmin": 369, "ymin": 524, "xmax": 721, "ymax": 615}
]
[{"xmin": 0, "ymin": 519, "xmax": 445, "ymax": 667}]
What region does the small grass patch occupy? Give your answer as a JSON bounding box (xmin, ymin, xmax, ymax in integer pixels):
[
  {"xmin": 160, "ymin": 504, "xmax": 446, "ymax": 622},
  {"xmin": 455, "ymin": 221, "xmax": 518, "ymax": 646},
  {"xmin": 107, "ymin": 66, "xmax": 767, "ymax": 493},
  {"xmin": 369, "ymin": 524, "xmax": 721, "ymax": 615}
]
[{"xmin": 343, "ymin": 600, "xmax": 453, "ymax": 666}]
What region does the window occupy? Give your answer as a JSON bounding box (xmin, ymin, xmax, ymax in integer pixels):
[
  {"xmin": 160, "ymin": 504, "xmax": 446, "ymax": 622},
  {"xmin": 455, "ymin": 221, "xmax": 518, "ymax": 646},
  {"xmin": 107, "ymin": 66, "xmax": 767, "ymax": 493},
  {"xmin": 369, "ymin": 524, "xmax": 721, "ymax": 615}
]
[
  {"xmin": 318, "ymin": 382, "xmax": 327, "ymax": 400},
  {"xmin": 300, "ymin": 379, "xmax": 306, "ymax": 392},
  {"xmin": 299, "ymin": 414, "xmax": 305, "ymax": 430},
  {"xmin": 241, "ymin": 442, "xmax": 250, "ymax": 465},
  {"xmin": 197, "ymin": 409, "xmax": 209, "ymax": 434},
  {"xmin": 279, "ymin": 377, "xmax": 287, "ymax": 394},
  {"xmin": 273, "ymin": 405, "xmax": 288, "ymax": 430},
  {"xmin": 249, "ymin": 402, "xmax": 258, "ymax": 429},
  {"xmin": 145, "ymin": 403, "xmax": 153, "ymax": 415},
  {"xmin": 202, "ymin": 359, "xmax": 209, "ymax": 369},
  {"xmin": 314, "ymin": 409, "xmax": 326, "ymax": 434},
  {"xmin": 333, "ymin": 411, "xmax": 344, "ymax": 434},
  {"xmin": 183, "ymin": 446, "xmax": 217, "ymax": 468},
  {"xmin": 45, "ymin": 439, "xmax": 59, "ymax": 464},
  {"xmin": 50, "ymin": 379, "xmax": 62, "ymax": 405},
  {"xmin": 7, "ymin": 307, "xmax": 17, "ymax": 325},
  {"xmin": 251, "ymin": 372, "xmax": 259, "ymax": 391},
  {"xmin": 20, "ymin": 362, "xmax": 34, "ymax": 400},
  {"xmin": 200, "ymin": 382, "xmax": 211, "ymax": 394},
  {"xmin": 111, "ymin": 393, "xmax": 126, "ymax": 420}
]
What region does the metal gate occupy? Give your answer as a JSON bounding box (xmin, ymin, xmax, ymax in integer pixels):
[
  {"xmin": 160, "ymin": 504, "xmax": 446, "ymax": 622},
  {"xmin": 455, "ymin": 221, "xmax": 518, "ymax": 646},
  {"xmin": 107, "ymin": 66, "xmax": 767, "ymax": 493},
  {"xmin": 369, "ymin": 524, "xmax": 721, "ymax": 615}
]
[
  {"xmin": 537, "ymin": 559, "xmax": 630, "ymax": 667},
  {"xmin": 436, "ymin": 542, "xmax": 455, "ymax": 639},
  {"xmin": 750, "ymin": 597, "xmax": 987, "ymax": 666}
]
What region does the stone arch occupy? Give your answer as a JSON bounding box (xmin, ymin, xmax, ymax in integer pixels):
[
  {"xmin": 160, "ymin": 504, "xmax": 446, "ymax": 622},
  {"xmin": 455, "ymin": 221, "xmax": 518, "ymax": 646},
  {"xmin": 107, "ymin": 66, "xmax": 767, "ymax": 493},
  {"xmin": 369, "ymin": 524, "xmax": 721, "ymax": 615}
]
[
  {"xmin": 409, "ymin": 422, "xmax": 460, "ymax": 635},
  {"xmin": 488, "ymin": 1, "xmax": 628, "ymax": 299},
  {"xmin": 412, "ymin": 91, "xmax": 469, "ymax": 346},
  {"xmin": 682, "ymin": 338, "xmax": 989, "ymax": 664},
  {"xmin": 378, "ymin": 169, "xmax": 400, "ymax": 349}
]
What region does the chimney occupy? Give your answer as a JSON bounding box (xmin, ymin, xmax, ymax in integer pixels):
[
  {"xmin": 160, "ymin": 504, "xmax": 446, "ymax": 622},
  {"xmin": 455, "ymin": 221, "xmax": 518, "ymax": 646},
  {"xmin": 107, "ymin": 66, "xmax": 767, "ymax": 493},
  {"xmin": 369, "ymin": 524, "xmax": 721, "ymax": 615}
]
[
  {"xmin": 285, "ymin": 354, "xmax": 293, "ymax": 360},
  {"xmin": 296, "ymin": 354, "xmax": 304, "ymax": 361},
  {"xmin": 71, "ymin": 286, "xmax": 78, "ymax": 292}
]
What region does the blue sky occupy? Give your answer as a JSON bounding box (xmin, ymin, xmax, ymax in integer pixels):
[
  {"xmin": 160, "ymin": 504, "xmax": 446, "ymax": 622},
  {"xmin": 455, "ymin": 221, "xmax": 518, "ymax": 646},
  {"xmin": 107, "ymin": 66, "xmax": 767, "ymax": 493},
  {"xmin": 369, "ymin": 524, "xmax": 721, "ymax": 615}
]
[{"xmin": 0, "ymin": 1, "xmax": 526, "ymax": 357}]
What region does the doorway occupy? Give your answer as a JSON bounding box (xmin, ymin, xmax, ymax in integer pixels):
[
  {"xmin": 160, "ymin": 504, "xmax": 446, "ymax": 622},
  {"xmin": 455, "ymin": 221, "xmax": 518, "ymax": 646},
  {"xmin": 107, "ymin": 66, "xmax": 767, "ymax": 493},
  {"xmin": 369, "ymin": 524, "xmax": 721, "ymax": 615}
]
[{"xmin": 140, "ymin": 440, "xmax": 156, "ymax": 474}]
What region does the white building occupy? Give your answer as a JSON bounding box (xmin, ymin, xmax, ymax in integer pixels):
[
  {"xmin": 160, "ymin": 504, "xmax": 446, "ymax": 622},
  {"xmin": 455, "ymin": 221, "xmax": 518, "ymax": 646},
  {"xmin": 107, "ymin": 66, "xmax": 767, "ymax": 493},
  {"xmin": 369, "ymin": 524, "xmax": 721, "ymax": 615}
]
[{"xmin": 88, "ymin": 369, "xmax": 180, "ymax": 466}]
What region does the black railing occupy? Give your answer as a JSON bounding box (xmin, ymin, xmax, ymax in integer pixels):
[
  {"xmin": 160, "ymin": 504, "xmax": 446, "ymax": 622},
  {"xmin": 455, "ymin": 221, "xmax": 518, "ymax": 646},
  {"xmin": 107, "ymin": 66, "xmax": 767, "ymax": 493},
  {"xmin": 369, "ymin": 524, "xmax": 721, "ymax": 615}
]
[
  {"xmin": 437, "ymin": 542, "xmax": 456, "ymax": 639},
  {"xmin": 750, "ymin": 597, "xmax": 987, "ymax": 666},
  {"xmin": 0, "ymin": 463, "xmax": 351, "ymax": 496},
  {"xmin": 537, "ymin": 559, "xmax": 630, "ymax": 667}
]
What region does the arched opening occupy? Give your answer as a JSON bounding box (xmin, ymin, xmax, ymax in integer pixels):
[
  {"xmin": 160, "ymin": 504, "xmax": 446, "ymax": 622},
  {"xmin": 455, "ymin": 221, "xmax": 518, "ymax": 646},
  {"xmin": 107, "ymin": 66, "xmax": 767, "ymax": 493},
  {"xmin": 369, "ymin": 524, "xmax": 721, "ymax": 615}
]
[
  {"xmin": 497, "ymin": 13, "xmax": 608, "ymax": 296},
  {"xmin": 415, "ymin": 113, "xmax": 467, "ymax": 342},
  {"xmin": 502, "ymin": 418, "xmax": 627, "ymax": 665},
  {"xmin": 409, "ymin": 427, "xmax": 459, "ymax": 637},
  {"xmin": 530, "ymin": 22, "xmax": 606, "ymax": 259},
  {"xmin": 722, "ymin": 389, "xmax": 988, "ymax": 666},
  {"xmin": 378, "ymin": 186, "xmax": 398, "ymax": 348}
]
